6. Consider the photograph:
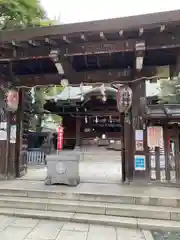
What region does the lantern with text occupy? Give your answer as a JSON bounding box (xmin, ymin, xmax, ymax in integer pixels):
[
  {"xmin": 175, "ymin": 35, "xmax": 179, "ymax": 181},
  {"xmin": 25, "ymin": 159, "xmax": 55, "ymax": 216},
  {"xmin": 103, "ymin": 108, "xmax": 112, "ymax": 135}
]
[
  {"xmin": 116, "ymin": 86, "xmax": 132, "ymax": 113},
  {"xmin": 6, "ymin": 89, "xmax": 19, "ymax": 112},
  {"xmin": 57, "ymin": 127, "xmax": 64, "ymax": 150}
]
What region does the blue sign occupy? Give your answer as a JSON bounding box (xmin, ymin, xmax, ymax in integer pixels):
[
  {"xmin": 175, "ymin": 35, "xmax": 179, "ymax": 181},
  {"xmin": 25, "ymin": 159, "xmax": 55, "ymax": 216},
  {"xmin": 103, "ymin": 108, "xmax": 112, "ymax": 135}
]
[{"xmin": 135, "ymin": 155, "xmax": 146, "ymax": 171}]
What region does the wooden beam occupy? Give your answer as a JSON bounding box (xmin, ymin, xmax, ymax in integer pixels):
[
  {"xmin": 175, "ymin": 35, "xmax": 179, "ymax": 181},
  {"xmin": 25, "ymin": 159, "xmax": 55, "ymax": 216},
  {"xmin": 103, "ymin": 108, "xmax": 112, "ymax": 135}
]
[
  {"xmin": 64, "ymin": 39, "xmax": 135, "ymax": 56},
  {"xmin": 100, "ymin": 32, "xmax": 106, "ymax": 40},
  {"xmin": 80, "ymin": 34, "xmax": 87, "ymax": 41},
  {"xmin": 119, "ymin": 30, "xmax": 124, "ymax": 37},
  {"xmin": 1, "ymin": 32, "xmax": 180, "ymax": 59},
  {"xmin": 44, "ymin": 37, "xmax": 57, "ymax": 46},
  {"xmin": 49, "ymin": 49, "xmax": 65, "ymax": 75},
  {"xmin": 160, "ymin": 25, "xmax": 165, "ymax": 32},
  {"xmin": 0, "ymin": 47, "xmax": 51, "ymax": 60},
  {"xmin": 139, "ymin": 28, "xmax": 144, "ymax": 36},
  {"xmin": 28, "ymin": 40, "xmax": 40, "ymax": 47},
  {"xmin": 65, "ymin": 35, "xmax": 180, "ymax": 56},
  {"xmin": 1, "ymin": 10, "xmax": 180, "ymax": 42},
  {"xmin": 62, "ymin": 36, "xmax": 71, "ymax": 44},
  {"xmin": 11, "ymin": 41, "xmax": 25, "ymax": 48},
  {"xmin": 7, "ymin": 66, "xmax": 157, "ymax": 87}
]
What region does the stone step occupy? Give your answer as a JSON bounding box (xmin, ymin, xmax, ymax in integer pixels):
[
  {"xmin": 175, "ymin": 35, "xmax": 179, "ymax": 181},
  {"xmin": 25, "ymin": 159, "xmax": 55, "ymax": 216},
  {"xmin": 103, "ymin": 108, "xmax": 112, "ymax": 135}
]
[
  {"xmin": 0, "ymin": 207, "xmax": 179, "ymax": 231},
  {"xmin": 0, "ymin": 196, "xmax": 179, "ymax": 221},
  {"xmin": 0, "ymin": 188, "xmax": 179, "ymax": 208}
]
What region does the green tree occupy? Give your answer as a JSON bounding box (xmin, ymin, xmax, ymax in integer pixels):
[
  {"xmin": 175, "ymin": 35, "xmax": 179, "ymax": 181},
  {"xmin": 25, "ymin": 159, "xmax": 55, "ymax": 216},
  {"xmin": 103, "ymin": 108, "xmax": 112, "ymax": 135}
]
[
  {"xmin": 0, "ymin": 0, "xmax": 62, "ymax": 132},
  {"xmin": 0, "ymin": 0, "xmax": 47, "ymax": 29},
  {"xmin": 32, "ymin": 86, "xmax": 63, "ymax": 131},
  {"xmin": 159, "ymin": 75, "xmax": 180, "ymax": 104},
  {"xmin": 0, "ymin": 0, "xmax": 60, "ymax": 131}
]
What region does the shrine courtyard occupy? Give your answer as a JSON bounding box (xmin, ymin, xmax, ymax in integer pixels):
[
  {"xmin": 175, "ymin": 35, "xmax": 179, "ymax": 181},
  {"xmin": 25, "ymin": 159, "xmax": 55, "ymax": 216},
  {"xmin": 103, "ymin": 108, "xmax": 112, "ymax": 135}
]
[{"xmin": 24, "ymin": 148, "xmax": 121, "ymax": 183}]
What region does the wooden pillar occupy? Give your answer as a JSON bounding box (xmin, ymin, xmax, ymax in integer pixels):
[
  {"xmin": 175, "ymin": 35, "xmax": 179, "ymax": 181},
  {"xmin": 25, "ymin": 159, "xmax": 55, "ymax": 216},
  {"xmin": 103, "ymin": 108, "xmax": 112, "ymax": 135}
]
[
  {"xmin": 15, "ymin": 89, "xmax": 23, "ymax": 178},
  {"xmin": 75, "ymin": 116, "xmax": 81, "ymax": 147},
  {"xmin": 131, "ymin": 41, "xmax": 148, "ymax": 180},
  {"xmin": 131, "ymin": 80, "xmax": 148, "ymax": 179},
  {"xmin": 163, "ymin": 123, "xmax": 170, "ymax": 181},
  {"xmin": 174, "ymin": 125, "xmax": 180, "ymax": 182},
  {"xmin": 169, "ymin": 55, "xmax": 180, "ymax": 79},
  {"xmin": 122, "ymin": 111, "xmax": 133, "ymax": 182}
]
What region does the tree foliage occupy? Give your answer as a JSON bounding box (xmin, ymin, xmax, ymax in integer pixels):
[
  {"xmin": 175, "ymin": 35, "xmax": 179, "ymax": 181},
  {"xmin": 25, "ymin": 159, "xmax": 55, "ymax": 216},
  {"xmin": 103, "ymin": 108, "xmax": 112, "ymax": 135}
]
[
  {"xmin": 32, "ymin": 86, "xmax": 63, "ymax": 131},
  {"xmin": 159, "ymin": 75, "xmax": 180, "ymax": 104},
  {"xmin": 0, "ymin": 0, "xmax": 62, "ymax": 131},
  {"xmin": 0, "ymin": 0, "xmax": 47, "ymax": 29}
]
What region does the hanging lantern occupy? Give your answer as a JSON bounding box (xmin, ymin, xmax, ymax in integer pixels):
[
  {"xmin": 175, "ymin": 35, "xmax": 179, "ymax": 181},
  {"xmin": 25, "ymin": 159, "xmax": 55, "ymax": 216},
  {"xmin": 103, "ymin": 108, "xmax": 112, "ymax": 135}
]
[
  {"xmin": 116, "ymin": 85, "xmax": 133, "ymax": 113},
  {"xmin": 6, "ymin": 89, "xmax": 19, "ymax": 112}
]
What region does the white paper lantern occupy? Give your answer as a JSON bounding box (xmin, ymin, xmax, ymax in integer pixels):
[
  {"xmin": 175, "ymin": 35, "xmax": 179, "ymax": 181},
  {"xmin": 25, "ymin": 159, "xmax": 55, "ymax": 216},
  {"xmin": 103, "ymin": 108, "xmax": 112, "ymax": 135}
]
[{"xmin": 6, "ymin": 89, "xmax": 19, "ymax": 112}]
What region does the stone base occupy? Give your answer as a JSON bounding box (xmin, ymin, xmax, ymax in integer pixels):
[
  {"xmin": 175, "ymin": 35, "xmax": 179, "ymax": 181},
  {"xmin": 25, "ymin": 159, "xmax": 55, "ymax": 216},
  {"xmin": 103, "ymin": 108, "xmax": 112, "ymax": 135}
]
[
  {"xmin": 44, "ymin": 176, "xmax": 80, "ymax": 186},
  {"xmin": 107, "ymin": 141, "xmax": 122, "ymax": 151},
  {"xmin": 44, "ymin": 150, "xmax": 80, "ymax": 186},
  {"xmin": 0, "ymin": 173, "xmax": 15, "ymax": 180},
  {"xmin": 98, "ymin": 139, "xmax": 109, "ymax": 146}
]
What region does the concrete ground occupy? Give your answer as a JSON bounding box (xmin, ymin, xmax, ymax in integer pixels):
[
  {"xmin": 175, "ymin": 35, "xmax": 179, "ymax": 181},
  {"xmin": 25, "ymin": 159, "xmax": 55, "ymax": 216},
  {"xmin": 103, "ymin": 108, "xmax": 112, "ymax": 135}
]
[
  {"xmin": 0, "ymin": 215, "xmax": 154, "ymax": 240},
  {"xmin": 1, "ymin": 179, "xmax": 180, "ymax": 199},
  {"xmin": 24, "ymin": 150, "xmax": 122, "ymax": 184}
]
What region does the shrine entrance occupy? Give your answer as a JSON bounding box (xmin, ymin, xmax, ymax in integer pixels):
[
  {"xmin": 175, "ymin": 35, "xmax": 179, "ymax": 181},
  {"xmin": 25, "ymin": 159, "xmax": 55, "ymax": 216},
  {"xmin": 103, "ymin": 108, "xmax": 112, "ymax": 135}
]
[
  {"xmin": 1, "ymin": 10, "xmax": 180, "ymax": 185},
  {"xmin": 74, "ymin": 88, "xmax": 123, "ymax": 183},
  {"xmin": 23, "ymin": 85, "xmax": 123, "ymax": 184}
]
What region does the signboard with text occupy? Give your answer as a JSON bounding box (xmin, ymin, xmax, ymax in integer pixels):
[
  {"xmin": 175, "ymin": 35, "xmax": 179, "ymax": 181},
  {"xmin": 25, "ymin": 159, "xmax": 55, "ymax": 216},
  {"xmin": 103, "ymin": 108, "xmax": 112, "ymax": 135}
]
[
  {"xmin": 135, "ymin": 155, "xmax": 146, "ymax": 171},
  {"xmin": 57, "ymin": 127, "xmax": 64, "ymax": 150}
]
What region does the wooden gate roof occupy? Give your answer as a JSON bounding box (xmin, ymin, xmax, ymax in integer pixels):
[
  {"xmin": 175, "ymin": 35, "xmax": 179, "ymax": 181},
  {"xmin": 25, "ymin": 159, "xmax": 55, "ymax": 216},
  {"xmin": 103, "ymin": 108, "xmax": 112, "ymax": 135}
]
[
  {"xmin": 1, "ymin": 10, "xmax": 180, "ymax": 87},
  {"xmin": 1, "ymin": 10, "xmax": 180, "ymax": 43}
]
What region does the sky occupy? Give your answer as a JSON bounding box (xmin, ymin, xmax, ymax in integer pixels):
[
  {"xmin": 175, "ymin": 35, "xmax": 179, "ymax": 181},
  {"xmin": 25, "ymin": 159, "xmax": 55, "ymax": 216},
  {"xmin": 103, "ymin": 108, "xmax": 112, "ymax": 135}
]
[{"xmin": 41, "ymin": 0, "xmax": 180, "ymax": 24}]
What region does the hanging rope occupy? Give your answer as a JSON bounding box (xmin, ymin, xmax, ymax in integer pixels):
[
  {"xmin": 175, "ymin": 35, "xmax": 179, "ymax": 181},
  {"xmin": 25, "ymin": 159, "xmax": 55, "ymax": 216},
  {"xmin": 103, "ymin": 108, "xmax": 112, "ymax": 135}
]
[{"xmin": 1, "ymin": 75, "xmax": 158, "ymax": 90}]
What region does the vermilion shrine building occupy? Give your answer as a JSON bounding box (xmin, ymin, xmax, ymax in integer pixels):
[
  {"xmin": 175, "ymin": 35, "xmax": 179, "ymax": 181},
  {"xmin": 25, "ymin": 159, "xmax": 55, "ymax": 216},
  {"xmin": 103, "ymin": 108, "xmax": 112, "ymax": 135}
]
[{"xmin": 0, "ymin": 10, "xmax": 180, "ymax": 184}]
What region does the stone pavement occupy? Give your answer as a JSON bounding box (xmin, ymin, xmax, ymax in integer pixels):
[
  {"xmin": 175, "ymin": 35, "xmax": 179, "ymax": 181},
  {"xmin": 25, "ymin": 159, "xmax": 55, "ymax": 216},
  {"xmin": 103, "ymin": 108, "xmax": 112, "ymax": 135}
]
[
  {"xmin": 0, "ymin": 215, "xmax": 154, "ymax": 240},
  {"xmin": 22, "ymin": 159, "xmax": 121, "ymax": 184},
  {"xmin": 1, "ymin": 179, "xmax": 180, "ymax": 199},
  {"xmin": 25, "ymin": 148, "xmax": 122, "ymax": 184}
]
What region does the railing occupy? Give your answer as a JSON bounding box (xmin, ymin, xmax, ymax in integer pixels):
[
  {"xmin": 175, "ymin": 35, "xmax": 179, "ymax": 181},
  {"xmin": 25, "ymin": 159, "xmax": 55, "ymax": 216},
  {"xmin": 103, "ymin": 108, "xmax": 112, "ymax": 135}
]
[{"xmin": 27, "ymin": 149, "xmax": 45, "ymax": 165}]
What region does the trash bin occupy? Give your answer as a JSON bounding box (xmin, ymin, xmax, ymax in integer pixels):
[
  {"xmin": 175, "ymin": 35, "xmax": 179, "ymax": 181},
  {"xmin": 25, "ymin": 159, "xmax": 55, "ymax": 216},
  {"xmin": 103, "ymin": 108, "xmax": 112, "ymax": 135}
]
[{"xmin": 44, "ymin": 150, "xmax": 80, "ymax": 186}]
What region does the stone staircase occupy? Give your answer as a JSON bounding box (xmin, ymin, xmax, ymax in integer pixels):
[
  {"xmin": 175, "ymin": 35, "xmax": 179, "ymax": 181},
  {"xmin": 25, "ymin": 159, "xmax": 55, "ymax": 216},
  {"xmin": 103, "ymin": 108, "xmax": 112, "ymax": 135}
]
[{"xmin": 0, "ymin": 187, "xmax": 179, "ymax": 231}]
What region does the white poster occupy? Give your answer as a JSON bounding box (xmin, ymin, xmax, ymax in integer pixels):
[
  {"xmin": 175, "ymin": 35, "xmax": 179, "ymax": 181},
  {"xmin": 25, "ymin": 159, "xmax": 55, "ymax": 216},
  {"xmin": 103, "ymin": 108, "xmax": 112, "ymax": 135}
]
[
  {"xmin": 10, "ymin": 125, "xmax": 16, "ymax": 143},
  {"xmin": 0, "ymin": 123, "xmax": 16, "ymax": 143},
  {"xmin": 0, "ymin": 130, "xmax": 7, "ymax": 140},
  {"xmin": 147, "ymin": 126, "xmax": 164, "ymax": 150},
  {"xmin": 0, "ymin": 122, "xmax": 7, "ymax": 141},
  {"xmin": 135, "ymin": 130, "xmax": 143, "ymax": 141}
]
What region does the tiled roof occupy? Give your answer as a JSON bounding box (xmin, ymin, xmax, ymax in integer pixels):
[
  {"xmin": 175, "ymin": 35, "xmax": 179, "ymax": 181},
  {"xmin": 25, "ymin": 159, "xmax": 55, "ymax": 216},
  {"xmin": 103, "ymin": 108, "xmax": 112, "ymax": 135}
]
[{"xmin": 46, "ymin": 82, "xmax": 161, "ymax": 101}]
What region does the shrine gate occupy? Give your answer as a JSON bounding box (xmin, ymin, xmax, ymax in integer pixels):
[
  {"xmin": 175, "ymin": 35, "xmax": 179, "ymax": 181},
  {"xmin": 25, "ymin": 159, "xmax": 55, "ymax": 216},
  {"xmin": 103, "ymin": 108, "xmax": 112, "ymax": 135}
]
[{"xmin": 0, "ymin": 10, "xmax": 180, "ymax": 184}]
